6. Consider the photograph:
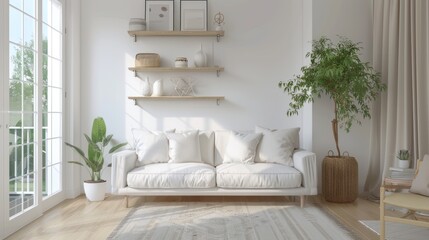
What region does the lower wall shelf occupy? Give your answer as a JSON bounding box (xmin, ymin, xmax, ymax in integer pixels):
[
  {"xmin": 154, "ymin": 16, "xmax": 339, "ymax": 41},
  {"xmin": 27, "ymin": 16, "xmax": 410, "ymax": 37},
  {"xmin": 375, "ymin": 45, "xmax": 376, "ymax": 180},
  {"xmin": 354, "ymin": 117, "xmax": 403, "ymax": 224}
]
[{"xmin": 128, "ymin": 96, "xmax": 225, "ymax": 106}]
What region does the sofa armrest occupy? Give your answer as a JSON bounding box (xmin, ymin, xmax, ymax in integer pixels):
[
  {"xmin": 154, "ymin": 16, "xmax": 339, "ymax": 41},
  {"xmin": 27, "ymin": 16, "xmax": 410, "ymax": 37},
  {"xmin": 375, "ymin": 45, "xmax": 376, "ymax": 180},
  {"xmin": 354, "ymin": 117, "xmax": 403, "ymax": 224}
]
[
  {"xmin": 111, "ymin": 150, "xmax": 137, "ymax": 194},
  {"xmin": 293, "ymin": 150, "xmax": 317, "ymax": 195}
]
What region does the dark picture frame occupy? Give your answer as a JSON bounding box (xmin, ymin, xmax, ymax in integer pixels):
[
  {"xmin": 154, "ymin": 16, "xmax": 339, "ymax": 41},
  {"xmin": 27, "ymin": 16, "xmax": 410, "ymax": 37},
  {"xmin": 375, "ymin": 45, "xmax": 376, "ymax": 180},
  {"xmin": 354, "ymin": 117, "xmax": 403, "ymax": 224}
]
[
  {"xmin": 180, "ymin": 0, "xmax": 208, "ymax": 31},
  {"xmin": 145, "ymin": 0, "xmax": 174, "ymax": 31}
]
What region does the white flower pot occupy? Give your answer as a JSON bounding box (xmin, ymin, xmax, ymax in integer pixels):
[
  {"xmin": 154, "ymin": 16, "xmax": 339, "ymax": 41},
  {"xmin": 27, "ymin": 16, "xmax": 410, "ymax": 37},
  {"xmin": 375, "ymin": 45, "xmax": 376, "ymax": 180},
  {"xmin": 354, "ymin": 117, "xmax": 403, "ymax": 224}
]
[
  {"xmin": 83, "ymin": 181, "xmax": 106, "ymax": 201},
  {"xmin": 398, "ymin": 159, "xmax": 410, "ymax": 169}
]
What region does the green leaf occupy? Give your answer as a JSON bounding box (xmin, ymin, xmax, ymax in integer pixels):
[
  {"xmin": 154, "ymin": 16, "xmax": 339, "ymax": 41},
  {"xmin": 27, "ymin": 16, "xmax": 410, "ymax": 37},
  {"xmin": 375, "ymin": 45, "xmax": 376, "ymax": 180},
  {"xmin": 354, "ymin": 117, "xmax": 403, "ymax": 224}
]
[
  {"xmin": 65, "ymin": 142, "xmax": 88, "ymax": 161},
  {"xmin": 68, "ymin": 161, "xmax": 84, "ymax": 166},
  {"xmin": 103, "ymin": 134, "xmax": 113, "ymax": 147},
  {"xmin": 109, "ymin": 142, "xmax": 128, "ymax": 154},
  {"xmin": 92, "ymin": 117, "xmax": 106, "ymax": 143}
]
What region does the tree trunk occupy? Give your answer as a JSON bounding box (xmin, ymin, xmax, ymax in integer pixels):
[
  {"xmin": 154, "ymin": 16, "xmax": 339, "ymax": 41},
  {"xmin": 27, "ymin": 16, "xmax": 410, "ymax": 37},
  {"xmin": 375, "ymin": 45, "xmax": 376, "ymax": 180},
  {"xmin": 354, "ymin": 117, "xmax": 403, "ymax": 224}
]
[{"xmin": 332, "ymin": 102, "xmax": 341, "ymax": 156}]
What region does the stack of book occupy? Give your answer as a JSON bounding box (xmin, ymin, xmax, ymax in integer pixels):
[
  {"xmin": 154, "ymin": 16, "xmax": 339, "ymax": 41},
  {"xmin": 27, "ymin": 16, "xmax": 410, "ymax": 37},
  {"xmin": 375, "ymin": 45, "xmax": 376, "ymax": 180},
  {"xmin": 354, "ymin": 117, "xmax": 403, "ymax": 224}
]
[{"xmin": 385, "ymin": 167, "xmax": 415, "ymax": 186}]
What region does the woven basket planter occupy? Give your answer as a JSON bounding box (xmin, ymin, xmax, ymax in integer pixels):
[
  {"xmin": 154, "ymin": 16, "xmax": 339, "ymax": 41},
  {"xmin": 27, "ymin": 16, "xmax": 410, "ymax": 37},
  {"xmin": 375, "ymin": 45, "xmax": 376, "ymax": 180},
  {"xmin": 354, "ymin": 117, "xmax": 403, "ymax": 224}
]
[{"xmin": 322, "ymin": 156, "xmax": 358, "ymax": 203}]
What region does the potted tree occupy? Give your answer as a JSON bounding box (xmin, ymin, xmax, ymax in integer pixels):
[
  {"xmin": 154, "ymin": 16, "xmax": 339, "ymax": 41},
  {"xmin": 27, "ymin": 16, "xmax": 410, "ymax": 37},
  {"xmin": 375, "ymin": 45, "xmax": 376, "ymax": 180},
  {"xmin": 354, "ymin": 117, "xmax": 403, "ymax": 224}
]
[
  {"xmin": 66, "ymin": 117, "xmax": 127, "ymax": 201},
  {"xmin": 279, "ymin": 36, "xmax": 386, "ymax": 202},
  {"xmin": 396, "ymin": 149, "xmax": 410, "ymax": 169}
]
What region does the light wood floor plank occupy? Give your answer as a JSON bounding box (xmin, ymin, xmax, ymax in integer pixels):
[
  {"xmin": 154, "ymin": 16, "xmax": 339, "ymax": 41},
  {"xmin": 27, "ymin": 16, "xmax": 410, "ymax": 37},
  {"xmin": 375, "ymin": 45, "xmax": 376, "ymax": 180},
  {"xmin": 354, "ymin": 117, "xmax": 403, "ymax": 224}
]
[{"xmin": 6, "ymin": 195, "xmax": 380, "ymax": 240}]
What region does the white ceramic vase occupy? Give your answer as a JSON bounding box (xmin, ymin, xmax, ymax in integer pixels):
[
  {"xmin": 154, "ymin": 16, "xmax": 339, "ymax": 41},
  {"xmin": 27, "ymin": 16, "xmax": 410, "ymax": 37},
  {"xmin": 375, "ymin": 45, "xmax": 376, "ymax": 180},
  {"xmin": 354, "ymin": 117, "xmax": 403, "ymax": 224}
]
[
  {"xmin": 152, "ymin": 79, "xmax": 163, "ymax": 96},
  {"xmin": 194, "ymin": 44, "xmax": 207, "ymax": 67},
  {"xmin": 83, "ymin": 181, "xmax": 106, "ymax": 202},
  {"xmin": 141, "ymin": 77, "xmax": 151, "ymax": 96}
]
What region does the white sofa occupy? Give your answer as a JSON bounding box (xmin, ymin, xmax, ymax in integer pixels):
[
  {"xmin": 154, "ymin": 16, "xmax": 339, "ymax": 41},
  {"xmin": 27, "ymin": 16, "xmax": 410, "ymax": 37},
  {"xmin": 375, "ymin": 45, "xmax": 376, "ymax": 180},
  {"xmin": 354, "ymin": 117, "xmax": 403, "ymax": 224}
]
[{"xmin": 111, "ymin": 129, "xmax": 317, "ymax": 207}]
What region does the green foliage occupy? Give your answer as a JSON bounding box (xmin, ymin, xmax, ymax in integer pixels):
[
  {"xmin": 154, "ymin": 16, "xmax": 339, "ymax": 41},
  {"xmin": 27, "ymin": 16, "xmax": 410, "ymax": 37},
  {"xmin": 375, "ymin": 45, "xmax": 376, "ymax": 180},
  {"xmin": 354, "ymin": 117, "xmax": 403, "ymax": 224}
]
[
  {"xmin": 397, "ymin": 150, "xmax": 410, "ymax": 160},
  {"xmin": 279, "ymin": 36, "xmax": 386, "ymax": 156},
  {"xmin": 66, "ymin": 117, "xmax": 127, "ymax": 182}
]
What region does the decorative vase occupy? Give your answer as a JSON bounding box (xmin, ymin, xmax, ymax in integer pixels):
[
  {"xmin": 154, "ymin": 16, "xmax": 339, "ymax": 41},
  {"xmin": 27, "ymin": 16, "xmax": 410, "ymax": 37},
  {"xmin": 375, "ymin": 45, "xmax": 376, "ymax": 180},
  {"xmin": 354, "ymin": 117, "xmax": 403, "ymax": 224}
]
[
  {"xmin": 152, "ymin": 79, "xmax": 163, "ymax": 96},
  {"xmin": 398, "ymin": 159, "xmax": 410, "ymax": 168},
  {"xmin": 194, "ymin": 44, "xmax": 207, "ymax": 67},
  {"xmin": 83, "ymin": 181, "xmax": 106, "ymax": 201},
  {"xmin": 141, "ymin": 77, "xmax": 151, "ymax": 96}
]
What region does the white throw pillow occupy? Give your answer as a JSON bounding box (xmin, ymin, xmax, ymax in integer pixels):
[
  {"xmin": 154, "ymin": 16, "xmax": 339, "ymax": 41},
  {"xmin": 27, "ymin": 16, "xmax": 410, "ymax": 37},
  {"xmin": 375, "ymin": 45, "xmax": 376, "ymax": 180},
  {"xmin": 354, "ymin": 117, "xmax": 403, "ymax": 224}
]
[
  {"xmin": 255, "ymin": 126, "xmax": 300, "ymax": 149},
  {"xmin": 223, "ymin": 131, "xmax": 262, "ymax": 164},
  {"xmin": 410, "ymin": 155, "xmax": 429, "ymax": 196},
  {"xmin": 167, "ymin": 130, "xmax": 202, "ymax": 163},
  {"xmin": 132, "ymin": 128, "xmax": 175, "ymax": 165},
  {"xmin": 255, "ymin": 126, "xmax": 300, "ymax": 166}
]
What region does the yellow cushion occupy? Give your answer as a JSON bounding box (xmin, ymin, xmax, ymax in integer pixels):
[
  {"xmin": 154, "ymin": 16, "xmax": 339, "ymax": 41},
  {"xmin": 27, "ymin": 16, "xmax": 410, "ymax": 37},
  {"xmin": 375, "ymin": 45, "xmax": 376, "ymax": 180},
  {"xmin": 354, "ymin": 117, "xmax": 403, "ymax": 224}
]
[{"xmin": 384, "ymin": 192, "xmax": 429, "ymax": 211}]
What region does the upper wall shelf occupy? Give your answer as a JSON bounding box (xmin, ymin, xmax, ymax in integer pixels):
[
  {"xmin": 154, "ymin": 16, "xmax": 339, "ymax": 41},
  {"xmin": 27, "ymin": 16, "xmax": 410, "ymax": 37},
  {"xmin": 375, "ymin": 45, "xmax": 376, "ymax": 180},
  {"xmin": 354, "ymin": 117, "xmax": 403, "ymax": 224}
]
[
  {"xmin": 128, "ymin": 96, "xmax": 225, "ymax": 106},
  {"xmin": 129, "ymin": 66, "xmax": 224, "ymax": 77},
  {"xmin": 128, "ymin": 30, "xmax": 225, "ymax": 42}
]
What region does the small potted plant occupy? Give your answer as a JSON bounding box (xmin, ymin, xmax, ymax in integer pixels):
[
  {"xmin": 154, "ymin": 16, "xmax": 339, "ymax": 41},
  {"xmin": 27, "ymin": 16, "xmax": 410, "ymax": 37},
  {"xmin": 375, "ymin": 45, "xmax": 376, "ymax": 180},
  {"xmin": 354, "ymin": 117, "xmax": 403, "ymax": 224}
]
[
  {"xmin": 66, "ymin": 117, "xmax": 127, "ymax": 201},
  {"xmin": 397, "ymin": 149, "xmax": 410, "ymax": 169}
]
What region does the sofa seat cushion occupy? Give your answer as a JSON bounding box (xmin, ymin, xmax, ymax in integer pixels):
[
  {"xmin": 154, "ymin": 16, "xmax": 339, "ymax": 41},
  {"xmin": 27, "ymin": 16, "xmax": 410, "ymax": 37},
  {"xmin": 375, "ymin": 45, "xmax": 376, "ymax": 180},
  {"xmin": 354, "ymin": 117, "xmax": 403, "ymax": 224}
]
[
  {"xmin": 127, "ymin": 163, "xmax": 216, "ymax": 188},
  {"xmin": 216, "ymin": 163, "xmax": 302, "ymax": 189}
]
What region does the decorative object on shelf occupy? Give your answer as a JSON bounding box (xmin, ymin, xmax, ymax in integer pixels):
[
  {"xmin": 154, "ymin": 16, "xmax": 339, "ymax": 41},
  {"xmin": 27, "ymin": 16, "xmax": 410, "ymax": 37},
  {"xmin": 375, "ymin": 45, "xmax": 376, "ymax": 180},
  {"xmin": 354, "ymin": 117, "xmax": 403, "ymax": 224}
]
[
  {"xmin": 141, "ymin": 77, "xmax": 152, "ymax": 96},
  {"xmin": 279, "ymin": 36, "xmax": 386, "ymax": 203},
  {"xmin": 214, "ymin": 12, "xmax": 225, "ymax": 31},
  {"xmin": 135, "ymin": 53, "xmax": 160, "ymax": 67},
  {"xmin": 65, "ymin": 117, "xmax": 127, "ymax": 201},
  {"xmin": 145, "ymin": 0, "xmax": 174, "ymax": 31},
  {"xmin": 175, "ymin": 57, "xmax": 188, "ymax": 68},
  {"xmin": 171, "ymin": 78, "xmax": 194, "ymax": 96},
  {"xmin": 180, "ymin": 0, "xmax": 207, "ymax": 31},
  {"xmin": 152, "ymin": 79, "xmax": 163, "ymax": 96},
  {"xmin": 194, "ymin": 44, "xmax": 207, "ymax": 67},
  {"xmin": 396, "ymin": 149, "xmax": 411, "ymax": 168},
  {"xmin": 129, "ymin": 18, "xmax": 146, "ymax": 31}
]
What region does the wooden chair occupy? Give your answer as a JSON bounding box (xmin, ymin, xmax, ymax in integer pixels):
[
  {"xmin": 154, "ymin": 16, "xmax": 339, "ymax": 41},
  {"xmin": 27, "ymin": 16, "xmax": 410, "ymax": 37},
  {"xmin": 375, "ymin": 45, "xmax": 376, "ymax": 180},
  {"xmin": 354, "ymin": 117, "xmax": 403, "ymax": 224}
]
[{"xmin": 380, "ymin": 160, "xmax": 429, "ymax": 239}]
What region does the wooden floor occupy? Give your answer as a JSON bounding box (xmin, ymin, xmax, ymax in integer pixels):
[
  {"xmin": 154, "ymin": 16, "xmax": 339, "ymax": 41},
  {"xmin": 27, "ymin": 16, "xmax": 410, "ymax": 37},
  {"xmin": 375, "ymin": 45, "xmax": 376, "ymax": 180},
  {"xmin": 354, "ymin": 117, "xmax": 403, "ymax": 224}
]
[{"xmin": 6, "ymin": 195, "xmax": 380, "ymax": 240}]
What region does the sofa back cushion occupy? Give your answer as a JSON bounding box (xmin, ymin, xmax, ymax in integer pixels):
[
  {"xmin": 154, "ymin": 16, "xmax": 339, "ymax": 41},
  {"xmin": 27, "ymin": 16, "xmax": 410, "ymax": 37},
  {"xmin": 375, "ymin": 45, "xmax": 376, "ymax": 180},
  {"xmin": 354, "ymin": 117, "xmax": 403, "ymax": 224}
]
[
  {"xmin": 167, "ymin": 130, "xmax": 202, "ymax": 163},
  {"xmin": 199, "ymin": 130, "xmax": 215, "ymax": 165}
]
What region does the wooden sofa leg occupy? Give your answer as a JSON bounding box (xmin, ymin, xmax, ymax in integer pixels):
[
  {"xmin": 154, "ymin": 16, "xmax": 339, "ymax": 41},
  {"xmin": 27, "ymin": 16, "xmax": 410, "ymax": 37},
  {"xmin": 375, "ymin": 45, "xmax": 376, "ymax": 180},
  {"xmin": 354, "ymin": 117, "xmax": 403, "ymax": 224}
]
[
  {"xmin": 125, "ymin": 196, "xmax": 129, "ymax": 208},
  {"xmin": 300, "ymin": 196, "xmax": 305, "ymax": 208}
]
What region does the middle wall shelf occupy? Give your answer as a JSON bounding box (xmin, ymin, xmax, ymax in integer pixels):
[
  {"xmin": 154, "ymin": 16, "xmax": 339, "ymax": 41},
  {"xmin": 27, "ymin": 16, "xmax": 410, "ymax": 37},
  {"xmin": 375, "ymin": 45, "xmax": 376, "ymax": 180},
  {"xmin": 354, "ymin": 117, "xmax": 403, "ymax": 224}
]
[{"xmin": 129, "ymin": 66, "xmax": 225, "ymax": 77}]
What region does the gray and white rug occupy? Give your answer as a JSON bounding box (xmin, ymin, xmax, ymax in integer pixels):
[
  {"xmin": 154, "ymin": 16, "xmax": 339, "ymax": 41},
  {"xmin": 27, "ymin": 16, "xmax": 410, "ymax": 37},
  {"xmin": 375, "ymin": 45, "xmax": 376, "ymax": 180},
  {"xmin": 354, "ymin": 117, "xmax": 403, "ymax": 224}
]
[
  {"xmin": 108, "ymin": 202, "xmax": 357, "ymax": 240},
  {"xmin": 361, "ymin": 220, "xmax": 429, "ymax": 240}
]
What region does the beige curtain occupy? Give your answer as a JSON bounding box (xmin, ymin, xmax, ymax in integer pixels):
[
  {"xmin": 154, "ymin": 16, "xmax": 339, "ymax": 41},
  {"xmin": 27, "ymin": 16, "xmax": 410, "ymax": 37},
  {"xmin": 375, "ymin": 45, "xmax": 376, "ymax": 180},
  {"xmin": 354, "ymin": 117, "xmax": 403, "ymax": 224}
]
[{"xmin": 365, "ymin": 0, "xmax": 429, "ymax": 196}]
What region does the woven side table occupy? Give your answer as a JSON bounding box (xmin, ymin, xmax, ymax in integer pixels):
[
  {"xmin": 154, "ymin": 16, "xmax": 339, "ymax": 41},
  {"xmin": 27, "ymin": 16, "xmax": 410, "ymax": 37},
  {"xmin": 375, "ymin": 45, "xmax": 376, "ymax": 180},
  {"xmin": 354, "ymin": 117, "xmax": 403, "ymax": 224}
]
[{"xmin": 322, "ymin": 156, "xmax": 358, "ymax": 203}]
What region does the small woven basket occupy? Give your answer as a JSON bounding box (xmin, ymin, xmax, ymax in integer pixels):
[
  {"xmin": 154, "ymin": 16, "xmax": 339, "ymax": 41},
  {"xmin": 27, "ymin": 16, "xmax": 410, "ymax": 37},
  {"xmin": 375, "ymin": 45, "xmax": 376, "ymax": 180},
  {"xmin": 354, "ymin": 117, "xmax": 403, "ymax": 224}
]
[{"xmin": 135, "ymin": 53, "xmax": 160, "ymax": 67}]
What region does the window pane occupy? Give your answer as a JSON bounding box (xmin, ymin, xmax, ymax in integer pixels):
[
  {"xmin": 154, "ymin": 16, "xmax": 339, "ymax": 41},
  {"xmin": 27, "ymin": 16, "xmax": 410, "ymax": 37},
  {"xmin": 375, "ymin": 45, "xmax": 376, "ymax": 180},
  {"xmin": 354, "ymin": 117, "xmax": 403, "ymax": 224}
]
[
  {"xmin": 51, "ymin": 139, "xmax": 61, "ymax": 164},
  {"xmin": 43, "ymin": 0, "xmax": 51, "ymax": 24},
  {"xmin": 9, "ymin": 145, "xmax": 22, "ymax": 179},
  {"xmin": 42, "ymin": 141, "xmax": 47, "ymax": 167},
  {"xmin": 23, "ymin": 82, "xmax": 34, "ymax": 112},
  {"xmin": 51, "ymin": 164, "xmax": 61, "ymax": 193},
  {"xmin": 24, "ymin": 14, "xmax": 35, "ymax": 49},
  {"xmin": 42, "ymin": 24, "xmax": 49, "ymax": 55},
  {"xmin": 23, "ymin": 113, "xmax": 34, "ymax": 127},
  {"xmin": 10, "ymin": 0, "xmax": 23, "ymax": 10},
  {"xmin": 51, "ymin": 30, "xmax": 61, "ymax": 59},
  {"xmin": 48, "ymin": 87, "xmax": 62, "ymax": 112},
  {"xmin": 51, "ymin": 58, "xmax": 61, "ymax": 87},
  {"xmin": 9, "ymin": 80, "xmax": 22, "ymax": 111},
  {"xmin": 52, "ymin": 0, "xmax": 62, "ymax": 31},
  {"xmin": 49, "ymin": 113, "xmax": 62, "ymax": 138},
  {"xmin": 9, "ymin": 44, "xmax": 22, "ymax": 80},
  {"xmin": 44, "ymin": 139, "xmax": 52, "ymax": 166},
  {"xmin": 8, "ymin": 116, "xmax": 22, "ymax": 146},
  {"xmin": 23, "ymin": 48, "xmax": 35, "ymax": 82},
  {"xmin": 9, "ymin": 179, "xmax": 22, "ymax": 217},
  {"xmin": 23, "ymin": 174, "xmax": 35, "ymax": 211},
  {"xmin": 9, "ymin": 6, "xmax": 22, "ymax": 45},
  {"xmin": 23, "ymin": 0, "xmax": 36, "ymax": 17},
  {"xmin": 22, "ymin": 144, "xmax": 35, "ymax": 174}
]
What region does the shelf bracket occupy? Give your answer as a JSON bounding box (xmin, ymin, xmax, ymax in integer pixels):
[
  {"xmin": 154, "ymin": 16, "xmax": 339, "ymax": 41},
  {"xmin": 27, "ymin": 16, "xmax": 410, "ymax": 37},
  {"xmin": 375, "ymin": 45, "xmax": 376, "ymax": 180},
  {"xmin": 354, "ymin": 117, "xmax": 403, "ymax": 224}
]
[
  {"xmin": 216, "ymin": 70, "xmax": 220, "ymax": 77},
  {"xmin": 133, "ymin": 35, "xmax": 137, "ymax": 42},
  {"xmin": 134, "ymin": 70, "xmax": 137, "ymax": 77},
  {"xmin": 216, "ymin": 98, "xmax": 220, "ymax": 106},
  {"xmin": 133, "ymin": 99, "xmax": 137, "ymax": 105},
  {"xmin": 216, "ymin": 34, "xmax": 221, "ymax": 42}
]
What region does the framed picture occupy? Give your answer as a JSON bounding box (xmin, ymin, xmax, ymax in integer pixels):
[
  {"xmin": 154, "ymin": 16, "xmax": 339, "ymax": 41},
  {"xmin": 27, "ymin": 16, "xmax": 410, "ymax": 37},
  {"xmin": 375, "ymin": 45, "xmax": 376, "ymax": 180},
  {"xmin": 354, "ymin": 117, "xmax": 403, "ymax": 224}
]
[
  {"xmin": 145, "ymin": 0, "xmax": 174, "ymax": 31},
  {"xmin": 180, "ymin": 0, "xmax": 208, "ymax": 31}
]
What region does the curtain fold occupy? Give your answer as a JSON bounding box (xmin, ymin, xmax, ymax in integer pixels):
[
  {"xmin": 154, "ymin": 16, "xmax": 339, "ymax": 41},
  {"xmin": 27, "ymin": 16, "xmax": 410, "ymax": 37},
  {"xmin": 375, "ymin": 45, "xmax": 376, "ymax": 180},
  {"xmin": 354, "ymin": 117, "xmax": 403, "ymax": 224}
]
[{"xmin": 365, "ymin": 0, "xmax": 429, "ymax": 196}]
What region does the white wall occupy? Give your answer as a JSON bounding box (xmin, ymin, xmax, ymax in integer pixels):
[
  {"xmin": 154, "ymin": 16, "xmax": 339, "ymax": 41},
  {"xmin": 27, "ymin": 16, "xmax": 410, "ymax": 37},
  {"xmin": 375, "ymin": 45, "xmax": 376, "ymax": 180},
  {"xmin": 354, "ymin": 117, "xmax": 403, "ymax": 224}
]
[
  {"xmin": 80, "ymin": 0, "xmax": 310, "ymax": 189},
  {"xmin": 312, "ymin": 0, "xmax": 373, "ymax": 193}
]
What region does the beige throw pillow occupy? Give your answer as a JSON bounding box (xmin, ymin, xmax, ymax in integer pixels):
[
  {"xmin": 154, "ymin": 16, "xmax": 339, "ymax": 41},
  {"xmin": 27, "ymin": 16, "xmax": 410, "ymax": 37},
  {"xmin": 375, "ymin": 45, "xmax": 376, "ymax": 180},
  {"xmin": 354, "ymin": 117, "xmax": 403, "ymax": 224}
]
[
  {"xmin": 410, "ymin": 154, "xmax": 429, "ymax": 196},
  {"xmin": 223, "ymin": 131, "xmax": 262, "ymax": 164}
]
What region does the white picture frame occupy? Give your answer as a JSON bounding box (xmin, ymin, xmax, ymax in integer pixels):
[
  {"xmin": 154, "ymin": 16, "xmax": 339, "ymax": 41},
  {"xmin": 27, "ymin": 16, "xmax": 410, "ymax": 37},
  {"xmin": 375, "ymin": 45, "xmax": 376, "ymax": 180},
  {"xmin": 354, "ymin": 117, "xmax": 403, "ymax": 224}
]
[
  {"xmin": 145, "ymin": 0, "xmax": 174, "ymax": 31},
  {"xmin": 180, "ymin": 0, "xmax": 207, "ymax": 31}
]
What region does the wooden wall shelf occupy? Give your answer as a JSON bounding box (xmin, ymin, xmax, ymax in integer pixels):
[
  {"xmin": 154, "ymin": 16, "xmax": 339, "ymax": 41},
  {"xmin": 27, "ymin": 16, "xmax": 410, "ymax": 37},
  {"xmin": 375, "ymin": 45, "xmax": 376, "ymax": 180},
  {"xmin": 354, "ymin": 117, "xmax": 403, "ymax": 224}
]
[
  {"xmin": 128, "ymin": 30, "xmax": 225, "ymax": 42},
  {"xmin": 129, "ymin": 66, "xmax": 224, "ymax": 77},
  {"xmin": 128, "ymin": 96, "xmax": 225, "ymax": 106}
]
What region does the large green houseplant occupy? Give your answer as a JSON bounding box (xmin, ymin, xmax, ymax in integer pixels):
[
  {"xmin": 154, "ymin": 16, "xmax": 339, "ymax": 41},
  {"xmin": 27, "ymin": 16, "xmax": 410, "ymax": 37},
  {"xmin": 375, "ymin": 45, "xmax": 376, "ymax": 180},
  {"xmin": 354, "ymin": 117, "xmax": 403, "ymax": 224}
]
[
  {"xmin": 66, "ymin": 117, "xmax": 127, "ymax": 201},
  {"xmin": 279, "ymin": 36, "xmax": 386, "ymax": 202}
]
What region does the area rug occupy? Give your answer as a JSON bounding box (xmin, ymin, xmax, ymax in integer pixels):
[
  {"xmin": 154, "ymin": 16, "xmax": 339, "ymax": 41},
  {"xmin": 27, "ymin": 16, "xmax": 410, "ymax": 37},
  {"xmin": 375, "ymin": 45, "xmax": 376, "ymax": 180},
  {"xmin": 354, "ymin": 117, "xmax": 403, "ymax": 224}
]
[
  {"xmin": 108, "ymin": 202, "xmax": 358, "ymax": 240},
  {"xmin": 361, "ymin": 220, "xmax": 429, "ymax": 240}
]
